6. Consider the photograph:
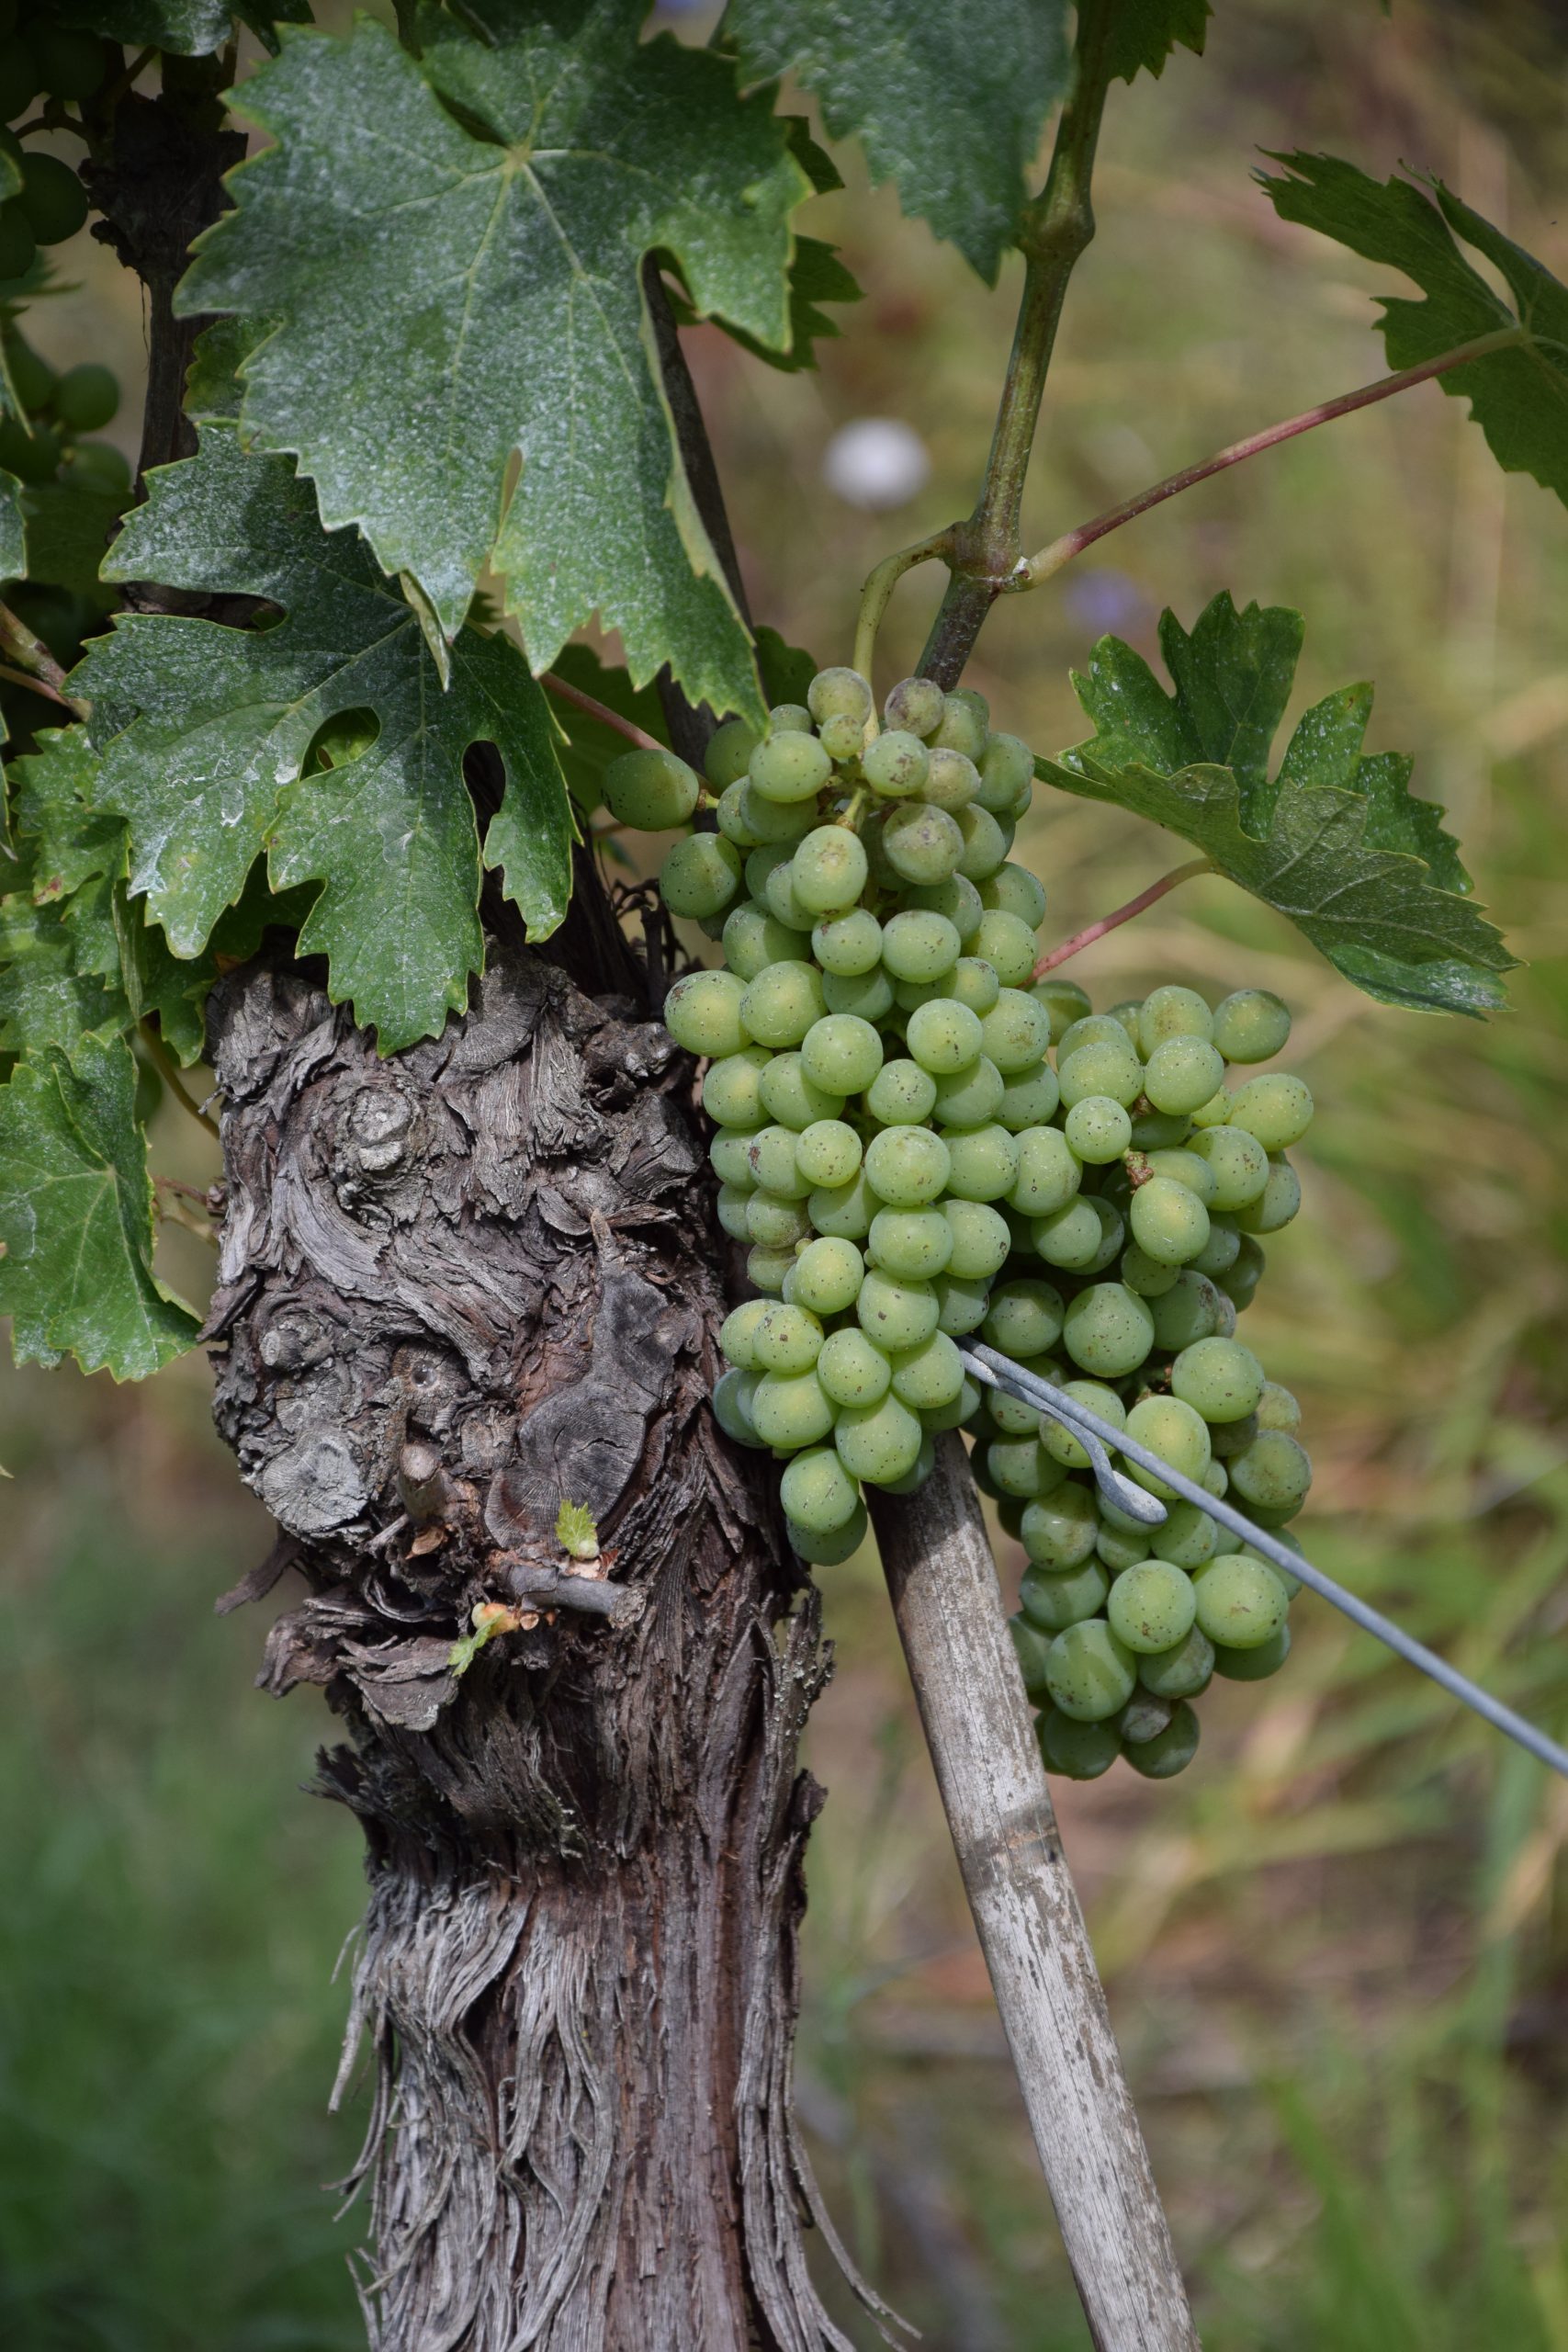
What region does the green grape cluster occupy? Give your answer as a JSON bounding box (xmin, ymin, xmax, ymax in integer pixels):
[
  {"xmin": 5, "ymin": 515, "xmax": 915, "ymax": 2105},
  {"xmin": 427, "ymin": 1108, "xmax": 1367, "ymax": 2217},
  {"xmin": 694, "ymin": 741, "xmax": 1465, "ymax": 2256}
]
[
  {"xmin": 0, "ymin": 6, "xmax": 103, "ymax": 288},
  {"xmin": 607, "ymin": 663, "xmax": 1316, "ymax": 1783}
]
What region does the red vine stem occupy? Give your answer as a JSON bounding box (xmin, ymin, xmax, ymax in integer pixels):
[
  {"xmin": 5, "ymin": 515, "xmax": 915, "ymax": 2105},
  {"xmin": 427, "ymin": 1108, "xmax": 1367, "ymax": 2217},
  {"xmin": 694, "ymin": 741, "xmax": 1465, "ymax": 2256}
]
[
  {"xmin": 541, "ymin": 670, "xmax": 662, "ymax": 754},
  {"xmin": 0, "ymin": 595, "xmax": 85, "ymax": 713},
  {"xmin": 1021, "ymin": 325, "xmax": 1529, "ymax": 586},
  {"xmin": 1033, "ymin": 857, "xmax": 1212, "ymax": 977},
  {"xmin": 0, "ymin": 660, "xmax": 72, "ymax": 707}
]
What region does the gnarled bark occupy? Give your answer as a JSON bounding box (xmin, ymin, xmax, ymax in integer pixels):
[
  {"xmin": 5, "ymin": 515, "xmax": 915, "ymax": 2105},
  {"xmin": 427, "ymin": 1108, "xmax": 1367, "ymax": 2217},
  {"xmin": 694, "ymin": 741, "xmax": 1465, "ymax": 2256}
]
[{"xmin": 204, "ymin": 941, "xmax": 883, "ymax": 2351}]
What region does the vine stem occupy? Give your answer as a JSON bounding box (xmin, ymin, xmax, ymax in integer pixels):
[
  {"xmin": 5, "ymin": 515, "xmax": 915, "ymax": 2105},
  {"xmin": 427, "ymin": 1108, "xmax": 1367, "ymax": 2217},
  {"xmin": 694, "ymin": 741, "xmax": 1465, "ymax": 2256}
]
[
  {"xmin": 1022, "ymin": 325, "xmax": 1529, "ymax": 584},
  {"xmin": 0, "ymin": 597, "xmax": 85, "ymax": 714},
  {"xmin": 139, "ymin": 1022, "xmax": 220, "ymax": 1140},
  {"xmin": 0, "ymin": 660, "xmax": 72, "ymax": 707},
  {"xmin": 541, "ymin": 669, "xmax": 663, "ymax": 754},
  {"xmin": 852, "ymin": 531, "xmax": 953, "ymax": 708},
  {"xmin": 1033, "ymin": 857, "xmax": 1212, "ymax": 976}
]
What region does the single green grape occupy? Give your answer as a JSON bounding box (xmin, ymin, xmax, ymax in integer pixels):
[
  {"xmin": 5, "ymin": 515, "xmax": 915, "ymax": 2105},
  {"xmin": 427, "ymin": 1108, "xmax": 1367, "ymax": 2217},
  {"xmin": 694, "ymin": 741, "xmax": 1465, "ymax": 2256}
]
[
  {"xmin": 1096, "ymin": 1517, "xmax": 1149, "ymax": 1573},
  {"xmin": 986, "ymin": 1436, "xmax": 1055, "ymax": 1497},
  {"xmin": 808, "ymin": 1170, "xmax": 879, "ymax": 1240},
  {"xmin": 795, "ymin": 1119, "xmax": 862, "ymax": 1190},
  {"xmin": 856, "ymin": 1269, "xmax": 941, "ymax": 1351},
  {"xmin": 878, "ymin": 1431, "xmax": 939, "ymax": 1493},
  {"xmin": 1001, "ymin": 1125, "xmax": 1076, "ymax": 1218},
  {"xmin": 792, "ymin": 1235, "xmax": 865, "ymax": 1316},
  {"xmin": 1024, "ymin": 1476, "xmax": 1100, "ymax": 1571},
  {"xmin": 919, "ymin": 745, "xmax": 979, "ymax": 811},
  {"xmin": 718, "ymin": 1297, "xmax": 773, "ymax": 1370},
  {"xmin": 834, "ymin": 1391, "xmax": 923, "ymax": 1485},
  {"xmin": 762, "ymin": 852, "xmax": 820, "ymax": 932},
  {"xmin": 1130, "ymin": 1107, "xmax": 1193, "ymax": 1151},
  {"xmin": 1152, "ymin": 1498, "xmax": 1217, "ymax": 1568},
  {"xmin": 1032, "ymin": 977, "xmax": 1091, "ymax": 1045},
  {"xmin": 881, "ymin": 908, "xmax": 961, "ymax": 984},
  {"xmin": 1190, "ymin": 1215, "xmax": 1241, "ymax": 1277},
  {"xmin": 1138, "ymin": 1626, "xmax": 1215, "ymax": 1700},
  {"xmin": 889, "ymin": 1330, "xmax": 964, "ymax": 1411},
  {"xmin": 722, "ymin": 902, "xmax": 807, "ymax": 982},
  {"xmin": 1191, "ymin": 1554, "xmax": 1290, "ymax": 1649},
  {"xmin": 746, "ymin": 1189, "xmax": 813, "ymax": 1249},
  {"xmin": 1064, "ymin": 1094, "xmax": 1132, "ymax": 1164},
  {"xmin": 1044, "ymin": 1619, "xmax": 1137, "ymax": 1723},
  {"xmin": 18, "ymin": 152, "xmax": 87, "ymax": 245},
  {"xmin": 1057, "ymin": 1014, "xmax": 1132, "ymax": 1059},
  {"xmin": 1058, "ymin": 1037, "xmax": 1145, "ymax": 1113},
  {"xmin": 1227, "ymin": 1429, "xmax": 1312, "ymax": 1514},
  {"xmin": 1036, "ymin": 1705, "xmax": 1121, "ymax": 1781},
  {"xmin": 705, "ymin": 718, "xmax": 759, "ymax": 788},
  {"xmin": 746, "ymin": 1124, "xmax": 812, "ymax": 1197},
  {"xmin": 739, "ymin": 962, "xmax": 825, "ymax": 1049},
  {"xmin": 1040, "ymin": 1379, "xmax": 1126, "ymax": 1470},
  {"xmin": 1182, "ymin": 1123, "xmax": 1268, "ymax": 1218},
  {"xmin": 750, "ymin": 1367, "xmax": 835, "ymax": 1449},
  {"xmin": 807, "ymin": 664, "xmax": 873, "ymax": 727},
  {"xmin": 928, "ymin": 1055, "xmax": 1003, "ymax": 1129},
  {"xmin": 1186, "ymin": 1087, "xmax": 1230, "ymax": 1131},
  {"xmin": 933, "ymin": 1272, "xmax": 992, "ymax": 1337},
  {"xmin": 883, "ymin": 675, "xmax": 946, "ymax": 738},
  {"xmin": 1137, "ymin": 985, "xmax": 1213, "ymax": 1057},
  {"xmin": 863, "ymin": 1057, "xmax": 935, "ymax": 1126},
  {"xmin": 746, "ymin": 1243, "xmax": 795, "ymax": 1294},
  {"xmin": 821, "ymin": 968, "xmax": 894, "ymax": 1022},
  {"xmin": 983, "ymin": 1278, "xmax": 1065, "ymax": 1359},
  {"xmin": 940, "ymin": 1197, "xmax": 1010, "ymax": 1281},
  {"xmin": 863, "ymin": 1125, "xmax": 952, "ymax": 1207},
  {"xmin": 1141, "ymin": 1148, "xmax": 1214, "ymax": 1203},
  {"xmin": 1212, "ymin": 989, "xmax": 1291, "ymax": 1063},
  {"xmin": 863, "ymin": 729, "xmax": 930, "ymax": 797},
  {"xmin": 780, "ymin": 1442, "xmax": 862, "ymax": 1533},
  {"xmin": 739, "ymin": 780, "xmax": 818, "ymax": 843},
  {"xmin": 1118, "ymin": 1691, "xmax": 1174, "ymax": 1747},
  {"xmin": 1170, "ymin": 1336, "xmax": 1265, "ymax": 1422},
  {"xmin": 1107, "ymin": 1560, "xmax": 1197, "ymax": 1654},
  {"xmin": 716, "ymin": 1183, "xmax": 753, "ymax": 1241},
  {"xmin": 1149, "ymin": 1270, "xmax": 1222, "ymax": 1351},
  {"xmin": 1061, "ymin": 1283, "xmax": 1156, "ymax": 1378},
  {"xmin": 800, "ymin": 1012, "xmax": 884, "ymax": 1096},
  {"xmin": 1122, "ymin": 1700, "xmax": 1200, "ymax": 1777},
  {"xmin": 1032, "ymin": 1196, "xmax": 1106, "ymax": 1271},
  {"xmin": 1256, "ymin": 1380, "xmax": 1300, "ymax": 1432},
  {"xmin": 868, "ymin": 1206, "xmax": 953, "ymax": 1282},
  {"xmin": 811, "ymin": 907, "xmax": 882, "ymax": 976},
  {"xmin": 758, "ymin": 1050, "xmax": 843, "ymax": 1132},
  {"xmin": 905, "ymin": 877, "xmax": 984, "ymax": 949},
  {"xmin": 1227, "ymin": 1072, "xmax": 1314, "ymax": 1150},
  {"xmin": 968, "ymin": 909, "xmax": 1034, "ymax": 989},
  {"xmin": 702, "ymin": 1044, "xmax": 770, "ymax": 1128},
  {"xmin": 1212, "ymin": 1623, "xmax": 1292, "ymax": 1680},
  {"xmin": 786, "ymin": 1499, "xmax": 869, "ymax": 1566},
  {"xmin": 977, "ymin": 988, "xmax": 1050, "ymax": 1075},
  {"xmin": 750, "ymin": 729, "xmax": 832, "ymax": 804},
  {"xmin": 995, "ymin": 1061, "xmax": 1061, "ymax": 1131},
  {"xmin": 1218, "ymin": 1235, "xmax": 1266, "ymax": 1314},
  {"xmin": 818, "ymin": 712, "xmax": 864, "ymax": 762},
  {"xmin": 1242, "ymin": 1530, "xmax": 1303, "ymax": 1599},
  {"xmin": 1234, "ymin": 1155, "xmax": 1302, "ymax": 1234},
  {"xmin": 602, "ymin": 745, "xmax": 700, "ymax": 830},
  {"xmin": 663, "ymin": 968, "xmax": 750, "ymax": 1057},
  {"xmin": 1123, "ymin": 1392, "xmax": 1211, "ymax": 1499},
  {"xmin": 1142, "ymin": 1035, "xmax": 1225, "ymax": 1118},
  {"xmin": 934, "ymin": 954, "xmax": 997, "ymax": 1014},
  {"xmin": 985, "ymin": 1360, "xmax": 1053, "ymax": 1436},
  {"xmin": 931, "ymin": 692, "xmax": 988, "ymax": 762},
  {"xmin": 906, "ymin": 996, "xmax": 984, "ymax": 1075},
  {"xmin": 1119, "ymin": 1242, "xmax": 1179, "ymax": 1298},
  {"xmin": 942, "ymin": 1123, "xmax": 1020, "ymax": 1202},
  {"xmin": 817, "ymin": 1327, "xmax": 892, "ymax": 1408},
  {"xmin": 882, "ymin": 799, "xmax": 964, "ymax": 886},
  {"xmin": 1010, "ymin": 1611, "xmax": 1055, "ymax": 1698},
  {"xmin": 1128, "ymin": 1174, "xmax": 1210, "ymax": 1267},
  {"xmin": 790, "ymin": 823, "xmax": 868, "ymax": 915},
  {"xmin": 712, "ymin": 1364, "xmax": 768, "ymax": 1448},
  {"xmin": 975, "ymin": 732, "xmax": 1033, "ymax": 814},
  {"xmin": 954, "ymin": 803, "xmax": 1009, "ymax": 882}
]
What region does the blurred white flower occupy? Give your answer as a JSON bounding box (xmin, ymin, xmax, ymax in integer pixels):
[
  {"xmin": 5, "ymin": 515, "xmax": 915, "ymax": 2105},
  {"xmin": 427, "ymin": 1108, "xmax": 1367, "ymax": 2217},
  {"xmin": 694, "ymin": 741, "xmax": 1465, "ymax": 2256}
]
[{"xmin": 821, "ymin": 417, "xmax": 931, "ymax": 512}]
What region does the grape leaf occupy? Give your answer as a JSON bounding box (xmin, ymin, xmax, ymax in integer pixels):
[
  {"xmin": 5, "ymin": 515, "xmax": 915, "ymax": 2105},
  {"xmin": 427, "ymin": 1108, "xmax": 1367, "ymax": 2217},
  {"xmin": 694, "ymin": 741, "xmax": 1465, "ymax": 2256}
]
[
  {"xmin": 1258, "ymin": 155, "xmax": 1568, "ymax": 510},
  {"xmin": 728, "ymin": 0, "xmax": 1069, "ymax": 282},
  {"xmin": 0, "ymin": 467, "xmax": 24, "ymax": 581},
  {"xmin": 1037, "ymin": 593, "xmax": 1517, "ymax": 1017},
  {"xmin": 0, "ymin": 1033, "xmax": 199, "ymax": 1378},
  {"xmin": 54, "ymin": 1, "xmax": 310, "ymax": 52},
  {"xmin": 178, "ymin": 6, "xmax": 805, "ymax": 720},
  {"xmin": 668, "ymin": 119, "xmax": 861, "ymax": 373},
  {"xmin": 0, "ymin": 884, "xmax": 128, "ymax": 1059},
  {"xmin": 73, "ymin": 425, "xmax": 574, "ymax": 1053},
  {"xmin": 20, "ymin": 478, "xmax": 125, "ymax": 607},
  {"xmin": 1102, "ymin": 0, "xmax": 1211, "ymax": 85}
]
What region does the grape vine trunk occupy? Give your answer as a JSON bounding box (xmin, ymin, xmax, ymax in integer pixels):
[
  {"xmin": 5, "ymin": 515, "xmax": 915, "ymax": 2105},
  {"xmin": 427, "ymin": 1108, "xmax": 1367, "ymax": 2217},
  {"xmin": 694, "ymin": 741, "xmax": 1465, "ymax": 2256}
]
[{"xmin": 203, "ymin": 909, "xmax": 854, "ymax": 2350}]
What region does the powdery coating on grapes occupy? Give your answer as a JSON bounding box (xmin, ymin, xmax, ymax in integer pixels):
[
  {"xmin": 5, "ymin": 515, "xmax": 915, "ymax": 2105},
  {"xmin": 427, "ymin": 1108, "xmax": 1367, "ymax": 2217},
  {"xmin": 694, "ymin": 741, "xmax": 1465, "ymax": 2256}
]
[{"xmin": 631, "ymin": 667, "xmax": 1318, "ymax": 1781}]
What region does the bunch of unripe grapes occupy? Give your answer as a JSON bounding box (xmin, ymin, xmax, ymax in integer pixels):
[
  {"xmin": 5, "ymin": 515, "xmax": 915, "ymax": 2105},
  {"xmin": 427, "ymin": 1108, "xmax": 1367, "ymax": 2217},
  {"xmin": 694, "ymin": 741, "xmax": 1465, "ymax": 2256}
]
[
  {"xmin": 604, "ymin": 663, "xmax": 1314, "ymax": 1782},
  {"xmin": 0, "ymin": 322, "xmax": 121, "ymax": 489},
  {"xmin": 0, "ymin": 8, "xmax": 98, "ymax": 285}
]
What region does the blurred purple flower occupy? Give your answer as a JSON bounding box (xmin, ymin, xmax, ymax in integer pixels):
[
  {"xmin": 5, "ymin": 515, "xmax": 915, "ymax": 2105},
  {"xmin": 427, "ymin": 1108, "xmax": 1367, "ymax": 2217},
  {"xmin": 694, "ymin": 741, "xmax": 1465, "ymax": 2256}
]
[{"xmin": 1064, "ymin": 568, "xmax": 1149, "ymax": 639}]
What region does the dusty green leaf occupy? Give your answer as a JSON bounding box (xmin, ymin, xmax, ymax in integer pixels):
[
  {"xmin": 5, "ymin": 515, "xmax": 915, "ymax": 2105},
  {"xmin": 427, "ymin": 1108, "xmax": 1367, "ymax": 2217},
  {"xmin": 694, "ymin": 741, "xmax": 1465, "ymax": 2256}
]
[
  {"xmin": 0, "ymin": 1033, "xmax": 199, "ymax": 1378},
  {"xmin": 1101, "ymin": 0, "xmax": 1211, "ymax": 85},
  {"xmin": 1258, "ymin": 154, "xmax": 1568, "ymax": 510},
  {"xmin": 73, "ymin": 426, "xmax": 574, "ymax": 1053},
  {"xmin": 728, "ymin": 0, "xmax": 1069, "ymax": 280},
  {"xmin": 19, "ymin": 478, "xmax": 125, "ymax": 606},
  {"xmin": 178, "ymin": 5, "xmax": 803, "ymax": 718},
  {"xmin": 54, "ymin": 1, "xmax": 309, "ymax": 51},
  {"xmin": 0, "ymin": 884, "xmax": 129, "ymax": 1059},
  {"xmin": 0, "ymin": 466, "xmax": 24, "ymax": 581},
  {"xmin": 1039, "ymin": 592, "xmax": 1516, "ymax": 1017}
]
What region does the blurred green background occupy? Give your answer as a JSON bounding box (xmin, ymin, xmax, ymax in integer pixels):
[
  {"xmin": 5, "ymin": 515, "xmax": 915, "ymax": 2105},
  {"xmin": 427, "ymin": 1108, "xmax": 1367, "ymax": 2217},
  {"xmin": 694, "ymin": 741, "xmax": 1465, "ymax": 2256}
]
[{"xmin": 5, "ymin": 2, "xmax": 1568, "ymax": 2345}]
